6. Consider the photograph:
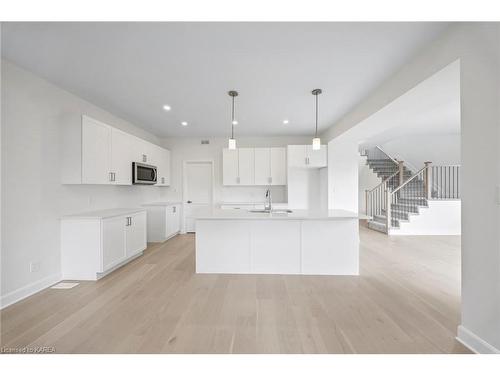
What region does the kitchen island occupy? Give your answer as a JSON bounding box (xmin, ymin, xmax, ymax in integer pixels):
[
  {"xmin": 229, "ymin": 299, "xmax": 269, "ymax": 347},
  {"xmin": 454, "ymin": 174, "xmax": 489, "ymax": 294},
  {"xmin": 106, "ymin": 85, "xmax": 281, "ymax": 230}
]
[{"xmin": 195, "ymin": 209, "xmax": 360, "ymax": 275}]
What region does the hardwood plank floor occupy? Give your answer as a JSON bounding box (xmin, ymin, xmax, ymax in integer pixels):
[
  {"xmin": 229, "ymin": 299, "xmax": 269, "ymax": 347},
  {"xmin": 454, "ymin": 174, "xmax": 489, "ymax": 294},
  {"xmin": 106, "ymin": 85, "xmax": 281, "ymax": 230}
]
[{"xmin": 0, "ymin": 223, "xmax": 470, "ymax": 353}]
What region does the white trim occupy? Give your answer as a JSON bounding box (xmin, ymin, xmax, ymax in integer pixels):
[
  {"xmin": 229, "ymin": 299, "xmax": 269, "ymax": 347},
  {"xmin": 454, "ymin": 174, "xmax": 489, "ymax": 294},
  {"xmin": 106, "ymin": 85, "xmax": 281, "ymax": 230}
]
[
  {"xmin": 456, "ymin": 325, "xmax": 500, "ymax": 354},
  {"xmin": 0, "ymin": 273, "xmax": 61, "ymax": 309},
  {"xmin": 182, "ymin": 160, "xmax": 215, "ymax": 233}
]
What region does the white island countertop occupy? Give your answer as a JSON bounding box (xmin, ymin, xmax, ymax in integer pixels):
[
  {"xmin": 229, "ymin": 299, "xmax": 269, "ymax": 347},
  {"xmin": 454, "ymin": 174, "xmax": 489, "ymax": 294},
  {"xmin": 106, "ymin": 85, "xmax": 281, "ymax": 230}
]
[
  {"xmin": 142, "ymin": 201, "xmax": 182, "ymax": 207},
  {"xmin": 61, "ymin": 208, "xmax": 146, "ymax": 220},
  {"xmin": 197, "ymin": 208, "xmax": 365, "ymax": 221}
]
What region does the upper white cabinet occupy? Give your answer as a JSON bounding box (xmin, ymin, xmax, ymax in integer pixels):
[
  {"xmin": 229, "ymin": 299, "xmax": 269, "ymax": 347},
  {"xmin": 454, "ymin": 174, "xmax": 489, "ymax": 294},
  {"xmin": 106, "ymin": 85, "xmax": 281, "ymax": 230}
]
[
  {"xmin": 270, "ymin": 147, "xmax": 287, "ymax": 185},
  {"xmin": 238, "ymin": 148, "xmax": 255, "ymax": 185},
  {"xmin": 254, "ymin": 148, "xmax": 287, "ymax": 185},
  {"xmin": 222, "ymin": 147, "xmax": 287, "ymax": 186},
  {"xmin": 81, "ymin": 116, "xmax": 112, "ymax": 184},
  {"xmin": 62, "ymin": 115, "xmax": 170, "ymax": 186},
  {"xmin": 254, "ymin": 148, "xmax": 271, "ymax": 185},
  {"xmin": 222, "ymin": 148, "xmax": 239, "ymax": 185},
  {"xmin": 154, "ymin": 146, "xmax": 171, "ymax": 186},
  {"xmin": 111, "ymin": 128, "xmax": 133, "ymax": 185},
  {"xmin": 287, "ymin": 145, "xmax": 327, "ymax": 168}
]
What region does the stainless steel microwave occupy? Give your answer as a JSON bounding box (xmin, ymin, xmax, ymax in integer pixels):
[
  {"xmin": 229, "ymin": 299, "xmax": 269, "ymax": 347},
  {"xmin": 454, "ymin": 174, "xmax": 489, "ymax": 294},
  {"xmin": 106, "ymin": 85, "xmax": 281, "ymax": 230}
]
[{"xmin": 132, "ymin": 162, "xmax": 157, "ymax": 184}]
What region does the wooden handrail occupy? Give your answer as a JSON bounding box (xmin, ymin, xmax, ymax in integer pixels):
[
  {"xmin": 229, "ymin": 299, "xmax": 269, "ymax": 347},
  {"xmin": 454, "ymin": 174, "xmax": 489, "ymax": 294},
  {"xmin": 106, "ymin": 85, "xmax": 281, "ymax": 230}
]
[
  {"xmin": 375, "ymin": 146, "xmax": 399, "ymax": 165},
  {"xmin": 367, "ymin": 170, "xmax": 400, "ymax": 193},
  {"xmin": 391, "ymin": 164, "xmax": 429, "ymax": 195}
]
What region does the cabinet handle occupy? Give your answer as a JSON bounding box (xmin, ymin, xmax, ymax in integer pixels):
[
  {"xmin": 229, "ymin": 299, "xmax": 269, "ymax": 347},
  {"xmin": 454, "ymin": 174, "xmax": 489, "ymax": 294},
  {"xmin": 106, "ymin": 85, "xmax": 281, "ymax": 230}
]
[
  {"xmin": 112, "ymin": 172, "xmax": 116, "ymax": 182},
  {"xmin": 173, "ymin": 206, "xmax": 176, "ymax": 213},
  {"xmin": 162, "ymin": 177, "xmax": 165, "ymax": 184},
  {"xmin": 142, "ymin": 154, "xmax": 147, "ymax": 162},
  {"xmin": 109, "ymin": 172, "xmax": 113, "ymax": 182}
]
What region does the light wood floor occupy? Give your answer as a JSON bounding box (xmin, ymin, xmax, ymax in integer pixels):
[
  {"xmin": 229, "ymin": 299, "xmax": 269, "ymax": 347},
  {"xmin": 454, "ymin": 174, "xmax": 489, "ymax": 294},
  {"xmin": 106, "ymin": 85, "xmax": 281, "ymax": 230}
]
[{"xmin": 0, "ymin": 223, "xmax": 470, "ymax": 354}]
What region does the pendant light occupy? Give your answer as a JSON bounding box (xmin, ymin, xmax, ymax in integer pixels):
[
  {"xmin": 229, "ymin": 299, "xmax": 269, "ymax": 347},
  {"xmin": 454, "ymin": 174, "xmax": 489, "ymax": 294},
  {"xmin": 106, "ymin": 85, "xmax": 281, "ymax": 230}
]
[
  {"xmin": 228, "ymin": 90, "xmax": 238, "ymax": 150},
  {"xmin": 311, "ymin": 88, "xmax": 322, "ymax": 150}
]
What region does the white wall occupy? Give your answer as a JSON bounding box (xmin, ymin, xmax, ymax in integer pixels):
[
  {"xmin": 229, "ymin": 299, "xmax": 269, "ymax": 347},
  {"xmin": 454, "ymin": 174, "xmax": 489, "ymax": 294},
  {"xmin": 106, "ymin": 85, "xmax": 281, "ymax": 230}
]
[
  {"xmin": 322, "ymin": 23, "xmax": 500, "ymax": 353},
  {"xmin": 391, "ymin": 200, "xmax": 461, "ymax": 235},
  {"xmin": 380, "ymin": 133, "xmax": 460, "ymax": 171},
  {"xmin": 1, "ymin": 60, "xmax": 169, "ymax": 306},
  {"xmin": 327, "ymin": 136, "xmax": 359, "ymax": 212},
  {"xmin": 161, "ymin": 136, "xmax": 310, "ymax": 205},
  {"xmin": 358, "ymin": 154, "xmax": 382, "ymax": 214}
]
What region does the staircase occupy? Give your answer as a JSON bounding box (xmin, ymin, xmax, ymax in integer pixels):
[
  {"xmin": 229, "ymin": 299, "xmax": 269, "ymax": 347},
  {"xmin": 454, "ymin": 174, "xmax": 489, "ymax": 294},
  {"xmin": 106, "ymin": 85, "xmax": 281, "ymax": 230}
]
[{"xmin": 362, "ymin": 146, "xmax": 460, "ymax": 234}]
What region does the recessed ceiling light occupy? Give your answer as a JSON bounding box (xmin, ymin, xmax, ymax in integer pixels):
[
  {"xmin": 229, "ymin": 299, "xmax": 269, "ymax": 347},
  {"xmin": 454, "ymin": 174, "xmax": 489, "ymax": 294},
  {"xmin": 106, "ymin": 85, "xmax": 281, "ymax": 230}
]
[
  {"xmin": 181, "ymin": 121, "xmax": 188, "ymax": 126},
  {"xmin": 232, "ymin": 120, "xmax": 238, "ymax": 125},
  {"xmin": 283, "ymin": 119, "xmax": 289, "ymax": 124},
  {"xmin": 163, "ymin": 105, "xmax": 171, "ymax": 111}
]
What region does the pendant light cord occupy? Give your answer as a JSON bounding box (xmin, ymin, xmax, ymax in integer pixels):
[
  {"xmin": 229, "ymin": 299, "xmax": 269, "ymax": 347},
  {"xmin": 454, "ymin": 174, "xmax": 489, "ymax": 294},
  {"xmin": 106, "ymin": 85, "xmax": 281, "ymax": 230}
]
[
  {"xmin": 231, "ymin": 95, "xmax": 235, "ymax": 139},
  {"xmin": 315, "ymin": 92, "xmax": 318, "ymax": 138}
]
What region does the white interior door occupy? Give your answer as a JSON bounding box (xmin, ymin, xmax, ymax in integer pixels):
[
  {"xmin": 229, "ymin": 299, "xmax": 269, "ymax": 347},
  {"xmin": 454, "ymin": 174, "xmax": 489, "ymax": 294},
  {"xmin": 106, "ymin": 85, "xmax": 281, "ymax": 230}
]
[{"xmin": 184, "ymin": 162, "xmax": 213, "ymax": 233}]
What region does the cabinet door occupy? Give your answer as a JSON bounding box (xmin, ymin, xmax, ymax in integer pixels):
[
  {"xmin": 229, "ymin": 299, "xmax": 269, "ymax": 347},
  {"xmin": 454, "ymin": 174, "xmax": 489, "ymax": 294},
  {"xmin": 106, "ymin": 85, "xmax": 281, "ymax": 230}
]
[
  {"xmin": 111, "ymin": 129, "xmax": 133, "ymax": 185},
  {"xmin": 306, "ymin": 145, "xmax": 327, "ymax": 167},
  {"xmin": 125, "ymin": 212, "xmax": 147, "ymax": 257},
  {"xmin": 287, "ymin": 145, "xmax": 307, "ymax": 168},
  {"xmin": 238, "ymin": 148, "xmax": 255, "ymax": 185},
  {"xmin": 162, "ymin": 149, "xmax": 171, "ymax": 186},
  {"xmin": 254, "ymin": 148, "xmax": 271, "ymax": 185},
  {"xmin": 222, "ymin": 148, "xmax": 239, "ymax": 185},
  {"xmin": 270, "ymin": 147, "xmax": 287, "ymax": 185},
  {"xmin": 172, "ymin": 205, "xmax": 180, "ymax": 233},
  {"xmin": 82, "ymin": 116, "xmax": 112, "ymax": 184},
  {"xmin": 155, "ymin": 147, "xmax": 170, "ymax": 186},
  {"xmin": 102, "ymin": 216, "xmax": 126, "ymax": 271},
  {"xmin": 166, "ymin": 205, "xmax": 180, "ymax": 238},
  {"xmin": 131, "ymin": 138, "xmax": 153, "ymax": 164}
]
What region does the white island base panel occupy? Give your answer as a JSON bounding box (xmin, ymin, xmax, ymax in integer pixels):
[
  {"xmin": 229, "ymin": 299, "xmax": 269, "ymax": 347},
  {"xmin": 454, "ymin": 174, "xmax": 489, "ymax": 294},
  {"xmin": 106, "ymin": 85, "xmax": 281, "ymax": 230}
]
[{"xmin": 196, "ymin": 219, "xmax": 359, "ymax": 275}]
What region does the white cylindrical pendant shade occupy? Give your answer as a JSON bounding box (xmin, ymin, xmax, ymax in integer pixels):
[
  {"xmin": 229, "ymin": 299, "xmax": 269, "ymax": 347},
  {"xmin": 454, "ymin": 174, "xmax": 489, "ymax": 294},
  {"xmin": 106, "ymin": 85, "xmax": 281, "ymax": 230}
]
[
  {"xmin": 228, "ymin": 138, "xmax": 236, "ymax": 150},
  {"xmin": 312, "ymin": 137, "xmax": 321, "ymax": 150}
]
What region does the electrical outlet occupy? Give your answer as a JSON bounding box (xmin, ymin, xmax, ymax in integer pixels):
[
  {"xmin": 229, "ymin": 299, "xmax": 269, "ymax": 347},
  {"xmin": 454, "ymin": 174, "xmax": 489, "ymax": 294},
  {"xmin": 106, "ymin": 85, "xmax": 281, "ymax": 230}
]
[{"xmin": 30, "ymin": 261, "xmax": 41, "ymax": 273}]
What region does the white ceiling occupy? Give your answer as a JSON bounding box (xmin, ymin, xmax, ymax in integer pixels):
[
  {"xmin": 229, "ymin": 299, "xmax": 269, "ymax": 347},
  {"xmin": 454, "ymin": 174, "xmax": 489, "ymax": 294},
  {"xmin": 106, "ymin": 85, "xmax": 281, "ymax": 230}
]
[
  {"xmin": 341, "ymin": 59, "xmax": 460, "ymax": 148},
  {"xmin": 1, "ymin": 22, "xmax": 449, "ymax": 138}
]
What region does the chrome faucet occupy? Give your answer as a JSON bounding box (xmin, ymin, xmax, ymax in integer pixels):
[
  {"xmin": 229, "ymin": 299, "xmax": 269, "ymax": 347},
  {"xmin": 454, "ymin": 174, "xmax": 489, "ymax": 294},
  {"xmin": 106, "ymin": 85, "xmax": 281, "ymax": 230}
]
[{"xmin": 265, "ymin": 189, "xmax": 272, "ymax": 211}]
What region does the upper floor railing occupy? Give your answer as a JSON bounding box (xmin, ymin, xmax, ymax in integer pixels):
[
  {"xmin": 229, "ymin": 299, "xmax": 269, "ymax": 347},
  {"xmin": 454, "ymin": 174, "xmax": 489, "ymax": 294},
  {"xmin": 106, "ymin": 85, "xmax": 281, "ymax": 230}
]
[{"xmin": 430, "ymin": 165, "xmax": 460, "ymax": 200}]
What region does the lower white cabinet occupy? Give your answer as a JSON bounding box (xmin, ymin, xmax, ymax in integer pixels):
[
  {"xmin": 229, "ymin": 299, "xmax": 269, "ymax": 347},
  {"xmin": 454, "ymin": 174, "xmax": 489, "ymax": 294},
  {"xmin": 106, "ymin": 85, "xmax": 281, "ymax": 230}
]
[
  {"xmin": 143, "ymin": 203, "xmax": 181, "ymax": 242},
  {"xmin": 61, "ymin": 209, "xmax": 147, "ymax": 280}
]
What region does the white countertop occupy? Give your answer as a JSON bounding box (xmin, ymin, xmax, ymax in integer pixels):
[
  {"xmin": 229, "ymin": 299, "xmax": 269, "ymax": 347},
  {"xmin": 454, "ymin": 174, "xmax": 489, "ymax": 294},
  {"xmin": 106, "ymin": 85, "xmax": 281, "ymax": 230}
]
[
  {"xmin": 61, "ymin": 208, "xmax": 146, "ymax": 220},
  {"xmin": 142, "ymin": 201, "xmax": 182, "ymax": 207},
  {"xmin": 197, "ymin": 208, "xmax": 363, "ymax": 221}
]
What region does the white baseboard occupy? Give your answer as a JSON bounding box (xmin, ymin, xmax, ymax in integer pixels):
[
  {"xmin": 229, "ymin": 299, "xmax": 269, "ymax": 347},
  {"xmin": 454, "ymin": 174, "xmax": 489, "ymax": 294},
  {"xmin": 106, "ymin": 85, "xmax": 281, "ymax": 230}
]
[
  {"xmin": 457, "ymin": 325, "xmax": 500, "ymax": 354},
  {"xmin": 0, "ymin": 273, "xmax": 61, "ymax": 310}
]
